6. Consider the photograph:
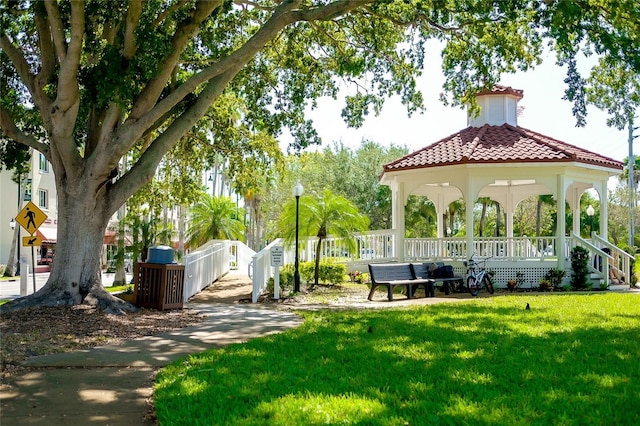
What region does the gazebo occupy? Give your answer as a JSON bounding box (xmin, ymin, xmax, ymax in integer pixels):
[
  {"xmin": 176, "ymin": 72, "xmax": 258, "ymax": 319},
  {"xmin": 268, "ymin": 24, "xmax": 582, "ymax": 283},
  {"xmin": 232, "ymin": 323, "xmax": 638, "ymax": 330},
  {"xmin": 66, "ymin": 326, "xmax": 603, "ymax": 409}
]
[{"xmin": 378, "ymin": 85, "xmax": 628, "ymax": 287}]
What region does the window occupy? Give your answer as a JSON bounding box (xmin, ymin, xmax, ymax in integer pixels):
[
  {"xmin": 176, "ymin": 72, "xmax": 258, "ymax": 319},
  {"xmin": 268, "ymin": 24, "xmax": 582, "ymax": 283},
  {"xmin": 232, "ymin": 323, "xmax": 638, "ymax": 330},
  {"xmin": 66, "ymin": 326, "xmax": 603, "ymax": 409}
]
[
  {"xmin": 39, "ymin": 153, "xmax": 49, "ymax": 172},
  {"xmin": 39, "ymin": 189, "xmax": 48, "ymax": 209}
]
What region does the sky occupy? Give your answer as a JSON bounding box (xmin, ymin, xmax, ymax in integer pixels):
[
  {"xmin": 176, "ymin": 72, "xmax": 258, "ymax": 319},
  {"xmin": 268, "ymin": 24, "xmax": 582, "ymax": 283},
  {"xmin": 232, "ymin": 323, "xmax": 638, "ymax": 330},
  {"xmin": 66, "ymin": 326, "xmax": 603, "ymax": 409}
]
[{"xmin": 288, "ymin": 43, "xmax": 635, "ymax": 168}]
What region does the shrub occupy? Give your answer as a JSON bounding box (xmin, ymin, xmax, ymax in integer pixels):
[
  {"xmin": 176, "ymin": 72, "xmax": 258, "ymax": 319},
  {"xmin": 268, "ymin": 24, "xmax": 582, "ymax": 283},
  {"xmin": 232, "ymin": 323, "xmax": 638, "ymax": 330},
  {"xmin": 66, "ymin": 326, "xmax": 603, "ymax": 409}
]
[
  {"xmin": 348, "ymin": 270, "xmax": 371, "ymax": 283},
  {"xmin": 544, "ymin": 268, "xmax": 566, "ymax": 290},
  {"xmin": 299, "ymin": 261, "xmax": 347, "ymax": 285},
  {"xmin": 267, "ymin": 261, "xmax": 348, "ymax": 296},
  {"xmin": 266, "ymin": 264, "xmax": 295, "ymax": 295},
  {"xmin": 570, "ymin": 246, "xmax": 590, "ymax": 289},
  {"xmin": 0, "ymin": 264, "xmax": 6, "ymax": 276}
]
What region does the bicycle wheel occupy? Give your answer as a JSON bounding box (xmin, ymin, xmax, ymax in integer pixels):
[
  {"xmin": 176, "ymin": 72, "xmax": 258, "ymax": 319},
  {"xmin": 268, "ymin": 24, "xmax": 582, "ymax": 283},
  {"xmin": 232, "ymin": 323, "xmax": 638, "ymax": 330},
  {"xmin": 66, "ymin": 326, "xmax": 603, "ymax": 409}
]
[
  {"xmin": 467, "ymin": 276, "xmax": 480, "ymax": 296},
  {"xmin": 484, "ymin": 276, "xmax": 494, "ymax": 294}
]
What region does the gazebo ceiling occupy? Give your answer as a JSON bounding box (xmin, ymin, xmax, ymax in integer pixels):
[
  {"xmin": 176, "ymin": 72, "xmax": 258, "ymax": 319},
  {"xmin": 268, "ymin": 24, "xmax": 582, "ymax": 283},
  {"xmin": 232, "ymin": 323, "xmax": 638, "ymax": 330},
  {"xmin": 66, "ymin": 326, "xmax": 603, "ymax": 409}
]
[{"xmin": 383, "ymin": 123, "xmax": 624, "ymax": 174}]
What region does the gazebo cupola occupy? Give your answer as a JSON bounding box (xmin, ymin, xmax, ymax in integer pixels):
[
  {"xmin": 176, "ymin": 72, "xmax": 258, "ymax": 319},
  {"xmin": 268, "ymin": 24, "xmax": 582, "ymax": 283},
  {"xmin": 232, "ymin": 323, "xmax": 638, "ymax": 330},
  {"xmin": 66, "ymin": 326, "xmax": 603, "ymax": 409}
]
[{"xmin": 467, "ymin": 85, "xmax": 523, "ymax": 127}]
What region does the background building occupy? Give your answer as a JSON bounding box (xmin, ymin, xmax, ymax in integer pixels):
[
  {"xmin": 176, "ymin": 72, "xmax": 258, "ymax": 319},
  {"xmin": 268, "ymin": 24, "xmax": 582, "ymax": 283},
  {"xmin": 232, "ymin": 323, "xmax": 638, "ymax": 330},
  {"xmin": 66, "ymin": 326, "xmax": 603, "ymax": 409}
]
[{"xmin": 1, "ymin": 151, "xmax": 58, "ymax": 273}]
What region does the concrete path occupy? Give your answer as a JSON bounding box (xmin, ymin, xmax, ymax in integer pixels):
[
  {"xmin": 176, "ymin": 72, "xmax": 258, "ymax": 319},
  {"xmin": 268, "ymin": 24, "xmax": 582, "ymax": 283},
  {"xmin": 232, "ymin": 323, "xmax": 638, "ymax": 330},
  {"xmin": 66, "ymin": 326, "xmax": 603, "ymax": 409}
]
[{"xmin": 0, "ymin": 271, "xmax": 302, "ymax": 425}]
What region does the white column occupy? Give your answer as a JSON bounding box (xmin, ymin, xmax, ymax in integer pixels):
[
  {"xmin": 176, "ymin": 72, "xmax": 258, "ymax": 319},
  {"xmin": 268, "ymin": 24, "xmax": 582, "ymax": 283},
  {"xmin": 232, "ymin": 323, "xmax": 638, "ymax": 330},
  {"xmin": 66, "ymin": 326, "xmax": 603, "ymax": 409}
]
[
  {"xmin": 391, "ymin": 181, "xmax": 406, "ymax": 261},
  {"xmin": 436, "ymin": 193, "xmax": 445, "ymax": 238},
  {"xmin": 465, "ymin": 177, "xmax": 476, "ymax": 258},
  {"xmin": 597, "ymin": 180, "xmax": 609, "ymax": 240},
  {"xmin": 568, "ymin": 187, "xmax": 581, "ymax": 236},
  {"xmin": 556, "ymin": 175, "xmax": 567, "ymax": 270}
]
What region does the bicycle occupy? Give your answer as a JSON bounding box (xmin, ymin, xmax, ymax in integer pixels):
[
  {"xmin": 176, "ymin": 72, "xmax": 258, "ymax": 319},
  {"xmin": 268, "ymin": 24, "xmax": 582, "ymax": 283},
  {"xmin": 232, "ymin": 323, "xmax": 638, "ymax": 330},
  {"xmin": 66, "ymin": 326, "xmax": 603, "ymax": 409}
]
[{"xmin": 464, "ymin": 255, "xmax": 495, "ymax": 296}]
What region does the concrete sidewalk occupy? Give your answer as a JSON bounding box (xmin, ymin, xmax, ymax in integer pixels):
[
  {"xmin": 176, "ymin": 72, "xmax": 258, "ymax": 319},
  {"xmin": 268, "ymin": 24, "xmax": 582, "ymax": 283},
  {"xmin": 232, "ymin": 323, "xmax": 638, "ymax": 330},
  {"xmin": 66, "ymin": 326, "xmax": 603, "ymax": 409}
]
[{"xmin": 0, "ymin": 272, "xmax": 302, "ymax": 425}]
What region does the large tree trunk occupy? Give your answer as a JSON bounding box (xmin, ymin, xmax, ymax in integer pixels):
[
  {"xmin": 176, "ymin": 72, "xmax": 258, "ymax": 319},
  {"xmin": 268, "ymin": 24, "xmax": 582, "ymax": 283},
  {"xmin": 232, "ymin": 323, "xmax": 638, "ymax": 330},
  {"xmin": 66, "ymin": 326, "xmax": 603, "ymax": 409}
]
[{"xmin": 4, "ymin": 187, "xmax": 137, "ymax": 315}]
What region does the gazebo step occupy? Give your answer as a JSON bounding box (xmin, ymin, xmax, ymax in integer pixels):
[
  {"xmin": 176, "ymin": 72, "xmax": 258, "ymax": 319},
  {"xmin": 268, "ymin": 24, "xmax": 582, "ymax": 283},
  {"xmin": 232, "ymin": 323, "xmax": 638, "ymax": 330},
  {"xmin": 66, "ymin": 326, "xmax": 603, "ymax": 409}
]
[{"xmin": 609, "ymin": 283, "xmax": 630, "ymax": 291}]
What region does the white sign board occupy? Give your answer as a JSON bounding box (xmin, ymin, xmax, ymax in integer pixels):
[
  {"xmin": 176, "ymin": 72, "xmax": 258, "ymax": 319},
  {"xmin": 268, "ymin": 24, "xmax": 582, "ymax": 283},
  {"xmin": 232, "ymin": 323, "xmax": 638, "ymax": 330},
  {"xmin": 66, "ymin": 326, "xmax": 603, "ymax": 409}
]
[{"xmin": 270, "ymin": 246, "xmax": 284, "ymax": 267}]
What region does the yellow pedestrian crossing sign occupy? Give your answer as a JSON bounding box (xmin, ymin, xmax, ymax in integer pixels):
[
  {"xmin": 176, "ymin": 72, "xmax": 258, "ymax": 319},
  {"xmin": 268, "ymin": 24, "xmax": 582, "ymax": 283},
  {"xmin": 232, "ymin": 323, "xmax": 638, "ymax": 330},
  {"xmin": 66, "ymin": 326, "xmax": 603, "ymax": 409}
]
[
  {"xmin": 16, "ymin": 201, "xmax": 47, "ymax": 235},
  {"xmin": 23, "ymin": 235, "xmax": 42, "ymax": 247}
]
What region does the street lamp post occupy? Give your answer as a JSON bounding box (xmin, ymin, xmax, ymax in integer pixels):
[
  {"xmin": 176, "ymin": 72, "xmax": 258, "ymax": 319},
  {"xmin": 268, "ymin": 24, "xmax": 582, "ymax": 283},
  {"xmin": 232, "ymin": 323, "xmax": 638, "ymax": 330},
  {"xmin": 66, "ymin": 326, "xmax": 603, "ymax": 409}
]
[
  {"xmin": 586, "ymin": 204, "xmax": 595, "ymax": 236},
  {"xmin": 293, "ymin": 181, "xmax": 304, "ymax": 293}
]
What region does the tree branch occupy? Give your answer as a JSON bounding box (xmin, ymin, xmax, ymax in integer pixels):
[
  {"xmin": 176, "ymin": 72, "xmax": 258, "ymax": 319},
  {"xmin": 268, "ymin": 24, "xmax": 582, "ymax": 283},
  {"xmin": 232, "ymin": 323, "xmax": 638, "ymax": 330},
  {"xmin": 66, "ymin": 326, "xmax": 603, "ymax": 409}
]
[
  {"xmin": 289, "ymin": 0, "xmax": 372, "ymax": 22},
  {"xmin": 151, "ymin": 0, "xmax": 190, "ymax": 28},
  {"xmin": 0, "ymin": 35, "xmax": 37, "ymax": 98},
  {"xmin": 34, "ymin": 3, "xmax": 56, "ymax": 88},
  {"xmin": 119, "ymin": 0, "xmax": 301, "ymax": 149},
  {"xmin": 112, "ymin": 0, "xmax": 372, "ymax": 180},
  {"xmin": 123, "ymin": 0, "xmax": 143, "ymax": 59},
  {"xmin": 129, "ymin": 0, "xmax": 223, "ymax": 120},
  {"xmin": 43, "ymin": 0, "xmax": 67, "ymax": 63},
  {"xmin": 109, "ymin": 68, "xmax": 239, "ymax": 213},
  {"xmin": 55, "ymin": 0, "xmax": 84, "ymax": 114},
  {"xmin": 0, "ymin": 106, "xmax": 50, "ymax": 158}
]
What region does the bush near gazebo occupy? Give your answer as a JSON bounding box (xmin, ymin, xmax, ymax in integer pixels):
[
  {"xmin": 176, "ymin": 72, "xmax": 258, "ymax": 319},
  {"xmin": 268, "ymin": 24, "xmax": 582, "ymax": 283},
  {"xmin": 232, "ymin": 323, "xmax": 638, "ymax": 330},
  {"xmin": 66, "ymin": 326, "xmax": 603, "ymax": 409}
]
[
  {"xmin": 300, "ymin": 261, "xmax": 346, "ymax": 285},
  {"xmin": 570, "ymin": 246, "xmax": 590, "ymax": 289},
  {"xmin": 267, "ymin": 261, "xmax": 347, "ymax": 295}
]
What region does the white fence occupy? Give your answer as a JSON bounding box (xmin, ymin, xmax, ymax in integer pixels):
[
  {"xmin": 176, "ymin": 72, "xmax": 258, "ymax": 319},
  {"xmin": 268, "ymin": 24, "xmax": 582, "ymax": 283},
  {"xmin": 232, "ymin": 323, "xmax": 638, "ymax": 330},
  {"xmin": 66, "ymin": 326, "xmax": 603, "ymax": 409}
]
[
  {"xmin": 405, "ymin": 236, "xmax": 560, "ymax": 261},
  {"xmin": 251, "ymin": 238, "xmax": 295, "ymax": 303},
  {"xmin": 183, "ymin": 240, "xmax": 230, "ymax": 300},
  {"xmin": 248, "ymin": 231, "xmax": 635, "ymax": 298}
]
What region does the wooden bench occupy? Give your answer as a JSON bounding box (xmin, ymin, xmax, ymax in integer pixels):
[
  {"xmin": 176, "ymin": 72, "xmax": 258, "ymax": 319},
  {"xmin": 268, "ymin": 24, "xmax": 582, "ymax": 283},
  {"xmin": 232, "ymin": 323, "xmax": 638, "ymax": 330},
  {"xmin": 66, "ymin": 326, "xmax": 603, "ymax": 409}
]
[
  {"xmin": 413, "ymin": 262, "xmax": 465, "ymax": 295},
  {"xmin": 367, "ymin": 263, "xmax": 434, "ymax": 301}
]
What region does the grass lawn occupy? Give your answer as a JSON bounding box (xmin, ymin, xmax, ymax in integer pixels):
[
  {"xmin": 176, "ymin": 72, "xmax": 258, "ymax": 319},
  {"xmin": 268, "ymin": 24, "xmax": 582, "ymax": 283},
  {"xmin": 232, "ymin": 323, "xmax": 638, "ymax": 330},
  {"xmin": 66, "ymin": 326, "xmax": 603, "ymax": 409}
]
[{"xmin": 154, "ymin": 293, "xmax": 640, "ymax": 425}]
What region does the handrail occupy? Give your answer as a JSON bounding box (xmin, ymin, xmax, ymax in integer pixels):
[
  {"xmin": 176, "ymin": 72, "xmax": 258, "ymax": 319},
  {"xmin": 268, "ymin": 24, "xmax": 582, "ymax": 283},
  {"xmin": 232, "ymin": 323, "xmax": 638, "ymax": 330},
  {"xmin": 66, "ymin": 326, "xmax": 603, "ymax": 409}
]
[
  {"xmin": 591, "ymin": 233, "xmax": 633, "ymax": 284},
  {"xmin": 570, "ymin": 233, "xmax": 611, "ymax": 286},
  {"xmin": 251, "ymin": 238, "xmax": 289, "ymax": 303},
  {"xmin": 183, "ymin": 240, "xmax": 230, "ymax": 300}
]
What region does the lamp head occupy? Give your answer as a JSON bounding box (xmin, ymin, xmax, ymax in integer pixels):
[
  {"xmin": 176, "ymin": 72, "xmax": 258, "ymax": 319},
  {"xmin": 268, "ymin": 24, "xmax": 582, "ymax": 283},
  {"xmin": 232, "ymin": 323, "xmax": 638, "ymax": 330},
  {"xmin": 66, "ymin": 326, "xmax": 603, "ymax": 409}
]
[
  {"xmin": 586, "ymin": 204, "xmax": 595, "ymax": 217},
  {"xmin": 292, "ymin": 181, "xmax": 304, "ymax": 197}
]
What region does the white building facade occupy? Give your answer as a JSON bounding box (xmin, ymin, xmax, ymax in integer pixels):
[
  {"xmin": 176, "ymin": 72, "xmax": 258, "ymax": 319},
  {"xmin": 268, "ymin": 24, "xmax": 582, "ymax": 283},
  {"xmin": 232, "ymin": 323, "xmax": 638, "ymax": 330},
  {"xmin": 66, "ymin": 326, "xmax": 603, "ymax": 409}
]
[{"xmin": 1, "ymin": 151, "xmax": 58, "ymax": 272}]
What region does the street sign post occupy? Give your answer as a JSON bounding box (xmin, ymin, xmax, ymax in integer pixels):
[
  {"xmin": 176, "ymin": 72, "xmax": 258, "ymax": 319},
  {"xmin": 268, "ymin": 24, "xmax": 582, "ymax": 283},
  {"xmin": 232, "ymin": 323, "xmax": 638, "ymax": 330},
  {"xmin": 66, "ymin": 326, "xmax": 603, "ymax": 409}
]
[
  {"xmin": 23, "ymin": 236, "xmax": 42, "ymax": 247},
  {"xmin": 16, "ymin": 201, "xmax": 47, "ymax": 235},
  {"xmin": 15, "ymin": 201, "xmax": 48, "ymax": 293},
  {"xmin": 270, "ymin": 246, "xmax": 284, "ymax": 299}
]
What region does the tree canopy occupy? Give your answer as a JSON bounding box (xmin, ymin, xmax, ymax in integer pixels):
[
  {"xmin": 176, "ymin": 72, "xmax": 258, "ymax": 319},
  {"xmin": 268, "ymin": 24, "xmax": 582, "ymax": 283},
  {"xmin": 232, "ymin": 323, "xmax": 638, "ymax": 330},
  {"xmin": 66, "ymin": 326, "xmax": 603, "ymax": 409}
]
[{"xmin": 1, "ymin": 0, "xmax": 638, "ymax": 313}]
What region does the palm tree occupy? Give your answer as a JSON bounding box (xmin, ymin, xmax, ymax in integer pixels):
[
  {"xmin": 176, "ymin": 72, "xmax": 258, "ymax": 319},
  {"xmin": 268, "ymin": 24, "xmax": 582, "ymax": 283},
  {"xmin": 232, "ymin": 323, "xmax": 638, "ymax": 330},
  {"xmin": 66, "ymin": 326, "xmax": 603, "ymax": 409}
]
[
  {"xmin": 536, "ymin": 195, "xmax": 555, "ymax": 236},
  {"xmin": 278, "ymin": 189, "xmax": 369, "ymax": 287},
  {"xmin": 186, "ymin": 195, "xmax": 244, "ymax": 248},
  {"xmin": 445, "ymin": 200, "xmax": 464, "ymax": 236}
]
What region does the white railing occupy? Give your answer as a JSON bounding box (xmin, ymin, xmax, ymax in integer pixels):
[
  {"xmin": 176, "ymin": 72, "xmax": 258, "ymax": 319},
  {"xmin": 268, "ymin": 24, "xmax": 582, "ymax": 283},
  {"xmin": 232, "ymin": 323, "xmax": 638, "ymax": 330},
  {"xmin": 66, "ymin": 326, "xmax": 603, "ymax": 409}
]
[
  {"xmin": 405, "ymin": 236, "xmax": 560, "ymax": 261},
  {"xmin": 297, "ymin": 229, "xmax": 397, "ymax": 262},
  {"xmin": 591, "ymin": 233, "xmax": 633, "ymax": 282},
  {"xmin": 246, "ymin": 230, "xmax": 633, "ymax": 301},
  {"xmin": 251, "ymin": 238, "xmax": 295, "ymax": 303},
  {"xmin": 183, "ymin": 240, "xmax": 230, "ymax": 300},
  {"xmin": 575, "ymin": 233, "xmax": 633, "ymax": 286}
]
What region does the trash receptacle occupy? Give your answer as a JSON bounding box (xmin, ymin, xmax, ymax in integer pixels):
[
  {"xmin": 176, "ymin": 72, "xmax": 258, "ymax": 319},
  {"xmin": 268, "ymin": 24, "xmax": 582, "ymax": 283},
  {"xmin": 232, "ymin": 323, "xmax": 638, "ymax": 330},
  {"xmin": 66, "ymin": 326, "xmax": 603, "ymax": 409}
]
[
  {"xmin": 134, "ymin": 249, "xmax": 184, "ymax": 310},
  {"xmin": 147, "ymin": 245, "xmax": 175, "ymax": 264}
]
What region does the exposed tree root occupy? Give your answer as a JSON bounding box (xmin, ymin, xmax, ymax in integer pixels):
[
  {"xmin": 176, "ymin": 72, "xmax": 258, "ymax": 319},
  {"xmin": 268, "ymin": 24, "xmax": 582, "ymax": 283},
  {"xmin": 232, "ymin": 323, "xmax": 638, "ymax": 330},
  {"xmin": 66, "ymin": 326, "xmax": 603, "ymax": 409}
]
[{"xmin": 0, "ymin": 288, "xmax": 138, "ymax": 315}]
